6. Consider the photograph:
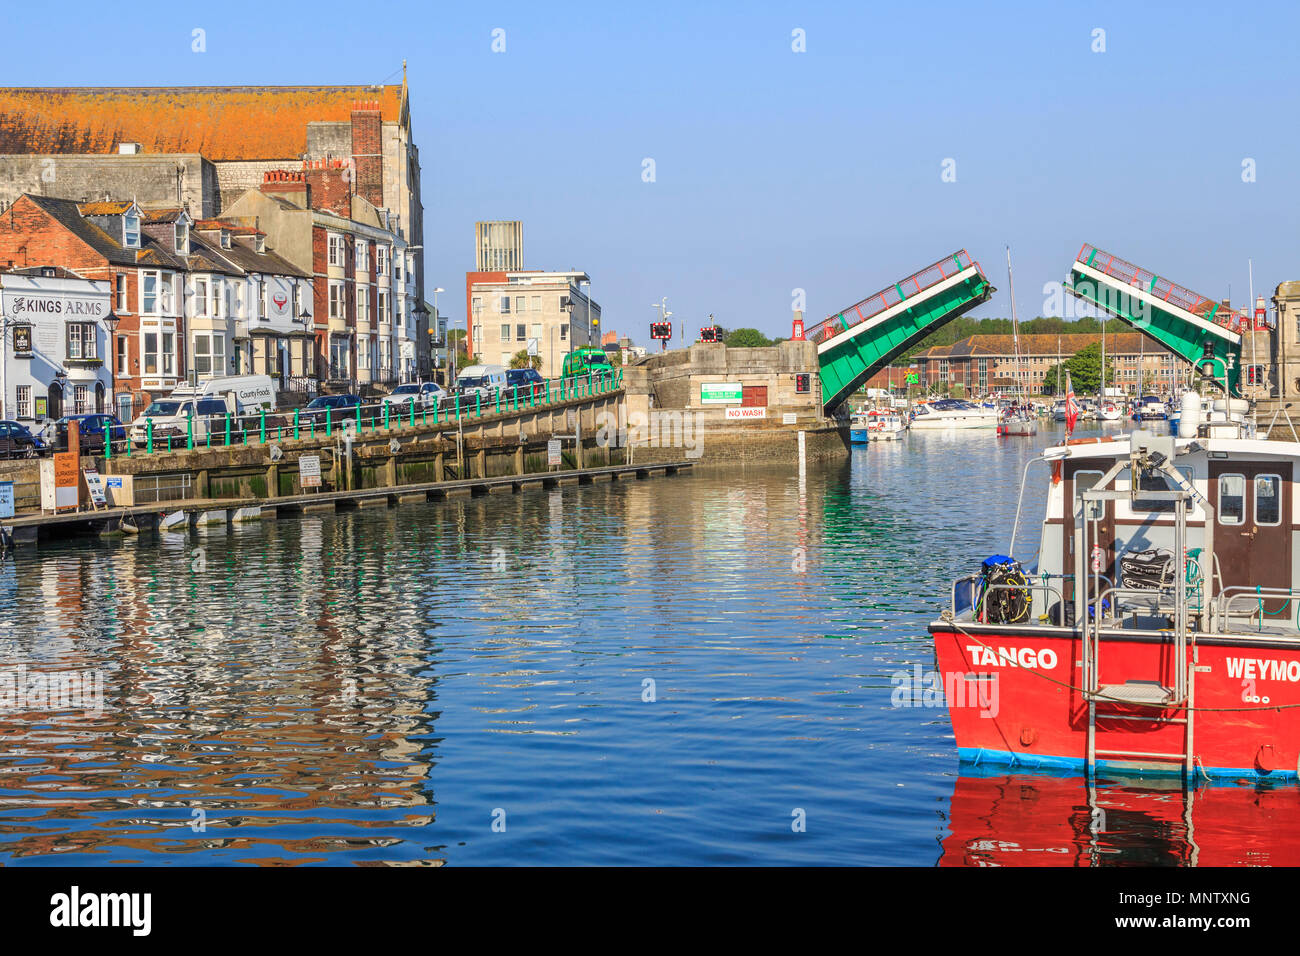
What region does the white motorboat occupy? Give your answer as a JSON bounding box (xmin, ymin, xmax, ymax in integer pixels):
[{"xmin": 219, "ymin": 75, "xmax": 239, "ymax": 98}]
[
  {"xmin": 867, "ymin": 411, "xmax": 907, "ymax": 441},
  {"xmin": 1098, "ymin": 400, "xmax": 1123, "ymax": 422},
  {"xmin": 909, "ymin": 398, "xmax": 999, "ymax": 430}
]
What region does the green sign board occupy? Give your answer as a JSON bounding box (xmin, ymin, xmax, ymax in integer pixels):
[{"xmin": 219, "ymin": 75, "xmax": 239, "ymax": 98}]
[{"xmin": 700, "ymin": 382, "xmax": 743, "ymax": 405}]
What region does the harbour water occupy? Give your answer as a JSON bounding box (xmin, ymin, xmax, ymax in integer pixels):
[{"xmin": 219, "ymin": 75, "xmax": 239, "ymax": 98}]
[{"xmin": 2, "ymin": 420, "xmax": 1297, "ymax": 865}]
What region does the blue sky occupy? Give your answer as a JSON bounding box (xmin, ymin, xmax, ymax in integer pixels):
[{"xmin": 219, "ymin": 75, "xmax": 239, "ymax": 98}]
[{"xmin": 2, "ymin": 0, "xmax": 1297, "ymax": 342}]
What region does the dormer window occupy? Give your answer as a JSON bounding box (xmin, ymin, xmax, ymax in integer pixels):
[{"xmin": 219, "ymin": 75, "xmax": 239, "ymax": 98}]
[
  {"xmin": 220, "ymin": 230, "xmax": 231, "ymax": 250},
  {"xmin": 123, "ymin": 211, "xmax": 140, "ymax": 248},
  {"xmin": 255, "ymin": 236, "xmax": 266, "ymax": 254},
  {"xmin": 174, "ymin": 221, "xmax": 189, "ymax": 255}
]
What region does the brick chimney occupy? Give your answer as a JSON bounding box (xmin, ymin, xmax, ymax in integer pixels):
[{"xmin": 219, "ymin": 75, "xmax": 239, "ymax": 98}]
[
  {"xmin": 260, "ymin": 169, "xmax": 309, "ymax": 209},
  {"xmin": 302, "ymin": 159, "xmax": 352, "ymax": 218},
  {"xmin": 350, "ymin": 100, "xmax": 383, "ymax": 210}
]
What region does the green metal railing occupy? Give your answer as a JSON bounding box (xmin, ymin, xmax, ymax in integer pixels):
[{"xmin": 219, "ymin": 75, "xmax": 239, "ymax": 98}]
[{"xmin": 99, "ymin": 367, "xmax": 625, "ymax": 459}]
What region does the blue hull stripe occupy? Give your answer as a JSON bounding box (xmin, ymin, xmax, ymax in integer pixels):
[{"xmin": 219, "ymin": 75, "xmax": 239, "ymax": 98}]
[{"xmin": 958, "ymin": 747, "xmax": 1298, "ymax": 783}]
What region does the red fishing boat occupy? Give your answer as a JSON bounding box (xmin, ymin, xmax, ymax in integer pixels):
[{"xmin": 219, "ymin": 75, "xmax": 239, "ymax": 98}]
[{"xmin": 930, "ymin": 393, "xmax": 1300, "ymax": 781}]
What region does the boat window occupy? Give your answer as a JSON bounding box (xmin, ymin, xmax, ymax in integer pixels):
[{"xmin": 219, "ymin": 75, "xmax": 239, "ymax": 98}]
[
  {"xmin": 1074, "ymin": 469, "xmax": 1105, "ymax": 521},
  {"xmin": 1132, "ymin": 465, "xmax": 1195, "ymax": 515},
  {"xmin": 1218, "ymin": 474, "xmax": 1245, "ymax": 525},
  {"xmin": 1255, "ymin": 475, "xmax": 1281, "ymax": 526}
]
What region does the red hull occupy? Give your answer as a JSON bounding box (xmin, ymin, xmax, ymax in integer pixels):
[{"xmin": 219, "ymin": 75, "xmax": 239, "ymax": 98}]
[{"xmin": 931, "ymin": 624, "xmax": 1300, "ymax": 780}]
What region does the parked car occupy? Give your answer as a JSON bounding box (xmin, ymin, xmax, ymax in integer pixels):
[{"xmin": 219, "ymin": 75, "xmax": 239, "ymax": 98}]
[
  {"xmin": 49, "ymin": 414, "xmax": 127, "ymax": 454},
  {"xmin": 299, "ymin": 393, "xmax": 362, "ymax": 425},
  {"xmin": 561, "ymin": 348, "xmax": 614, "ymax": 378},
  {"xmin": 455, "ymin": 365, "xmax": 507, "ymax": 401},
  {"xmin": 505, "ymin": 367, "xmax": 546, "ymax": 399},
  {"xmin": 0, "ymin": 420, "xmax": 45, "ymax": 459},
  {"xmin": 381, "ymin": 382, "xmax": 446, "ymax": 412}
]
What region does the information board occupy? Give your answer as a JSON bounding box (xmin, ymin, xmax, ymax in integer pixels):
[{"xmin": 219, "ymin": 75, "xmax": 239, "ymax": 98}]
[
  {"xmin": 0, "ymin": 480, "xmax": 13, "ymax": 519},
  {"xmin": 83, "ymin": 469, "xmax": 107, "ymax": 508},
  {"xmin": 299, "ymin": 455, "xmax": 322, "ymax": 488},
  {"xmin": 547, "ymin": 439, "xmax": 562, "ymax": 466},
  {"xmin": 700, "ymin": 382, "xmax": 742, "ymax": 405}
]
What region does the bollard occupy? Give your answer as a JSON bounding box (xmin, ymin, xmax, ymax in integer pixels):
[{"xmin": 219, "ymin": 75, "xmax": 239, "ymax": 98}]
[
  {"xmin": 260, "ymin": 408, "xmax": 267, "ymax": 444},
  {"xmin": 187, "ymin": 416, "xmax": 194, "ymax": 450},
  {"xmin": 310, "ymin": 418, "xmax": 316, "ymax": 439},
  {"xmin": 410, "ymin": 400, "xmax": 415, "ymax": 428},
  {"xmin": 105, "ymin": 431, "xmax": 113, "ymax": 461},
  {"xmin": 494, "ymin": 389, "xmax": 500, "ymax": 415},
  {"xmin": 326, "ymin": 406, "xmax": 332, "ymax": 437},
  {"xmin": 455, "ymin": 395, "xmax": 461, "ymax": 421},
  {"xmin": 476, "ymin": 393, "xmax": 481, "ymax": 418},
  {"xmin": 294, "ymin": 409, "xmax": 300, "ymax": 441},
  {"xmin": 513, "ymin": 385, "xmax": 519, "ymax": 411},
  {"xmin": 384, "ymin": 402, "xmax": 390, "ymax": 430},
  {"xmin": 146, "ymin": 419, "xmax": 154, "ymax": 455},
  {"xmin": 225, "ymin": 414, "xmax": 232, "ymax": 447}
]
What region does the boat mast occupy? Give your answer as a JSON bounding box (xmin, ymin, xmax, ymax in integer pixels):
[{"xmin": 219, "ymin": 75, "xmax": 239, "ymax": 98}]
[
  {"xmin": 1006, "ymin": 246, "xmax": 1024, "ymax": 406},
  {"xmin": 1101, "ymin": 317, "xmax": 1106, "ymax": 403}
]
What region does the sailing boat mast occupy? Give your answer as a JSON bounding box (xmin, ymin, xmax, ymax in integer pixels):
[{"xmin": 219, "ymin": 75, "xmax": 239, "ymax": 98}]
[{"xmin": 1006, "ymin": 246, "xmax": 1024, "ymax": 404}]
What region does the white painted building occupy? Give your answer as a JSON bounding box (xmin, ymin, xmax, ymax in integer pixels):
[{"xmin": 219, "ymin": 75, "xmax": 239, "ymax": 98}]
[{"xmin": 0, "ymin": 269, "xmax": 113, "ymax": 425}]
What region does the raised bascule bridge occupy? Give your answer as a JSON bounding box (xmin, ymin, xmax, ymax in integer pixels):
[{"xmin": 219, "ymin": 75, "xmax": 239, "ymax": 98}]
[
  {"xmin": 1065, "ymin": 243, "xmax": 1245, "ymax": 396},
  {"xmin": 806, "ymin": 250, "xmax": 996, "ymax": 413}
]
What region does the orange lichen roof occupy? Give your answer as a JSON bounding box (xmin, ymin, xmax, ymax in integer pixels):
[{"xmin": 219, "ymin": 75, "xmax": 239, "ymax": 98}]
[
  {"xmin": 140, "ymin": 207, "xmax": 184, "ymax": 222},
  {"xmin": 0, "ymin": 86, "xmax": 402, "ymax": 160},
  {"xmin": 76, "ymin": 200, "xmax": 134, "ymax": 215}
]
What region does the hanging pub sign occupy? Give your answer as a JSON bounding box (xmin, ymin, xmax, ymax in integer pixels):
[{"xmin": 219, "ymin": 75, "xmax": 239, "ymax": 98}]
[{"xmin": 11, "ymin": 324, "xmax": 33, "ymax": 356}]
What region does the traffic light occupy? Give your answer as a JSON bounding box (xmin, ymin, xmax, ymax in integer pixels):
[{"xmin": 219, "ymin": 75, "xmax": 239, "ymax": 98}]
[
  {"xmin": 795, "ymin": 373, "xmax": 811, "ymax": 393},
  {"xmin": 699, "ymin": 326, "xmax": 722, "ymax": 343},
  {"xmin": 650, "ymin": 322, "xmax": 672, "ymax": 341}
]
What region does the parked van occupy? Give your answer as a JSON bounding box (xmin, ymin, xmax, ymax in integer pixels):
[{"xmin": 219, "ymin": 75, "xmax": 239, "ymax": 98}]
[
  {"xmin": 455, "ymin": 364, "xmax": 507, "ymax": 400},
  {"xmin": 129, "ymin": 396, "xmax": 236, "ymax": 446},
  {"xmin": 561, "ymin": 348, "xmax": 613, "ymax": 378},
  {"xmin": 129, "ymin": 375, "xmax": 280, "ymax": 446},
  {"xmin": 168, "ymin": 375, "xmax": 276, "ymax": 413}
]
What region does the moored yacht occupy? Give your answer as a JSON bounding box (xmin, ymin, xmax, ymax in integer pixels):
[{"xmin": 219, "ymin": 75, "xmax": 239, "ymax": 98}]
[
  {"xmin": 909, "ymin": 398, "xmax": 999, "ymax": 430},
  {"xmin": 930, "ymin": 393, "xmax": 1300, "ymax": 781}
]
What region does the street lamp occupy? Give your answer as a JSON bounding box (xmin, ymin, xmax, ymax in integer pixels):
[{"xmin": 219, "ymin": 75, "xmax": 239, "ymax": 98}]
[
  {"xmin": 432, "ymin": 286, "xmax": 446, "ymax": 384},
  {"xmin": 103, "ymin": 312, "xmax": 120, "ymax": 413}
]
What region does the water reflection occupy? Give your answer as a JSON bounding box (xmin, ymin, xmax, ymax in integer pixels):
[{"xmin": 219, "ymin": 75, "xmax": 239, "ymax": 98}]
[{"xmin": 941, "ymin": 770, "xmax": 1300, "ymax": 866}]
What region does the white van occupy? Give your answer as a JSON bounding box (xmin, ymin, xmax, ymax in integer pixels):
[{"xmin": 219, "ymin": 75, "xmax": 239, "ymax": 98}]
[
  {"xmin": 455, "ymin": 365, "xmax": 507, "ymax": 401},
  {"xmin": 129, "ymin": 396, "xmax": 234, "ymax": 445},
  {"xmin": 129, "ymin": 375, "xmax": 278, "ymax": 446},
  {"xmin": 168, "ymin": 375, "xmax": 276, "ymax": 413}
]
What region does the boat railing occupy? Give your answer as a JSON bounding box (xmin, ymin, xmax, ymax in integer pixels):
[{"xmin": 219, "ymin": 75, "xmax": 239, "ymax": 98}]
[
  {"xmin": 949, "ymin": 575, "xmax": 1066, "ymax": 623},
  {"xmin": 1215, "ymin": 587, "xmax": 1300, "ymax": 633}
]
